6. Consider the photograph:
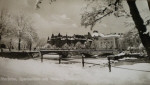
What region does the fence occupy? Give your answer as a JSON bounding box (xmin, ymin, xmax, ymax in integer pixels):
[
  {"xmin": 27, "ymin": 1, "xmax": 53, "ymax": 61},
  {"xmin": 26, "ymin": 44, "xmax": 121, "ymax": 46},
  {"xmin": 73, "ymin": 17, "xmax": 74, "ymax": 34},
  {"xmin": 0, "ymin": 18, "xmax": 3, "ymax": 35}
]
[{"xmin": 39, "ymin": 50, "xmax": 150, "ymax": 73}]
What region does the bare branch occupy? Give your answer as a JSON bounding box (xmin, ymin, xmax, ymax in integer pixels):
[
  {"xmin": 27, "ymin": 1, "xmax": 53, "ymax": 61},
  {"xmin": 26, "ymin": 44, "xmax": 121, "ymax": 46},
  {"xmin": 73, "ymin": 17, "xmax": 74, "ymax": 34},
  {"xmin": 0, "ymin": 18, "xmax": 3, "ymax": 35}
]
[
  {"xmin": 36, "ymin": 0, "xmax": 56, "ymax": 9},
  {"xmin": 81, "ymin": 0, "xmax": 129, "ymax": 30}
]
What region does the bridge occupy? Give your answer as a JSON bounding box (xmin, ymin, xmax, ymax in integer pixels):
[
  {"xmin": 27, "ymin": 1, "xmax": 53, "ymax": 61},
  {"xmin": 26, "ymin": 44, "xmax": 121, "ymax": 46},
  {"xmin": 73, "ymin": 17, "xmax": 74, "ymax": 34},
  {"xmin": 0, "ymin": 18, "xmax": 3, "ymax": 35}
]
[
  {"xmin": 39, "ymin": 49, "xmax": 118, "ymax": 58},
  {"xmin": 39, "ymin": 49, "xmax": 118, "ymax": 69}
]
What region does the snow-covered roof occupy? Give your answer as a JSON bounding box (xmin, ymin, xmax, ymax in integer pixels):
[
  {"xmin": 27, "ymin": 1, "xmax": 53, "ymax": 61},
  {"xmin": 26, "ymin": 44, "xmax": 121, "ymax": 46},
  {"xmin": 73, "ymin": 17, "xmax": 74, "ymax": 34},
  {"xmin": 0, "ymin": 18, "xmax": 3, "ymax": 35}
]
[
  {"xmin": 99, "ymin": 33, "xmax": 105, "ymax": 37},
  {"xmin": 103, "ymin": 34, "xmax": 120, "ymax": 37},
  {"xmin": 92, "ymin": 33, "xmax": 105, "ymax": 37},
  {"xmin": 92, "ymin": 32, "xmax": 99, "ymax": 37}
]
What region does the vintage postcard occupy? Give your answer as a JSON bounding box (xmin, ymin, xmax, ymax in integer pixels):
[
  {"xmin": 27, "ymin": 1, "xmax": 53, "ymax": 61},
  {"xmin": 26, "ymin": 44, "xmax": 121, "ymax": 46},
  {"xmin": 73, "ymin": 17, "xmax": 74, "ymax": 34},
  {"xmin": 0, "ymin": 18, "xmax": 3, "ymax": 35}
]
[{"xmin": 0, "ymin": 0, "xmax": 150, "ymax": 85}]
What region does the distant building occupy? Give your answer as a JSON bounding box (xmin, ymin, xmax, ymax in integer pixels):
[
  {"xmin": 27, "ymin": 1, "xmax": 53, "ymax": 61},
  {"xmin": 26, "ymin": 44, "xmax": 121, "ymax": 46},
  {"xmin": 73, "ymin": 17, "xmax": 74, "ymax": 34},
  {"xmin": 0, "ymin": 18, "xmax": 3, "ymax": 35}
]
[
  {"xmin": 47, "ymin": 31, "xmax": 126, "ymax": 51},
  {"xmin": 92, "ymin": 30, "xmax": 104, "ymax": 38},
  {"xmin": 47, "ymin": 33, "xmax": 92, "ymax": 48},
  {"xmin": 91, "ymin": 30, "xmax": 124, "ymax": 50}
]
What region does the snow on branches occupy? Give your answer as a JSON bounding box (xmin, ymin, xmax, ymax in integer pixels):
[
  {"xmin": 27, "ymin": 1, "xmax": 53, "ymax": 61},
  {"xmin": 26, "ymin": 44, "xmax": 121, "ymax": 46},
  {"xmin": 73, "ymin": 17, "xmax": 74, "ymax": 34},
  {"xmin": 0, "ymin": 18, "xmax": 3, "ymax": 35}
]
[
  {"xmin": 36, "ymin": 0, "xmax": 56, "ymax": 9},
  {"xmin": 81, "ymin": 0, "xmax": 130, "ymax": 30}
]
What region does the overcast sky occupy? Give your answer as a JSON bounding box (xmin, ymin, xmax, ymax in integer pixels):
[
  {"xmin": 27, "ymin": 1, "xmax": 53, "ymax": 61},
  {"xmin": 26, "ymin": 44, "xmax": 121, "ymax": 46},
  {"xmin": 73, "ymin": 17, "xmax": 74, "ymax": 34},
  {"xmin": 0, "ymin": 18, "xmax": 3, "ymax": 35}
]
[{"xmin": 0, "ymin": 0, "xmax": 150, "ymax": 38}]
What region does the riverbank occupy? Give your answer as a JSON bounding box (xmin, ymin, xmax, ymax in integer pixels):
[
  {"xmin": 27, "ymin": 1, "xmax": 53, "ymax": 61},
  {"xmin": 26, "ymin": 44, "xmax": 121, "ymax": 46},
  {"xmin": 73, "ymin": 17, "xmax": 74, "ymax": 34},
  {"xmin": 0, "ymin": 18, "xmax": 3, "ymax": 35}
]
[
  {"xmin": 0, "ymin": 57, "xmax": 150, "ymax": 85},
  {"xmin": 0, "ymin": 51, "xmax": 39, "ymax": 59}
]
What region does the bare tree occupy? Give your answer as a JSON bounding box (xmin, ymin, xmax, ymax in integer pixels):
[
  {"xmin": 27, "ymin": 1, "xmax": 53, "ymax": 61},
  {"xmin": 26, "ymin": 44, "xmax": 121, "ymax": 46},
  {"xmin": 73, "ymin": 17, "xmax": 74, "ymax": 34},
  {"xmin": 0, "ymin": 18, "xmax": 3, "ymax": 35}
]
[
  {"xmin": 126, "ymin": 0, "xmax": 150, "ymax": 57},
  {"xmin": 0, "ymin": 9, "xmax": 6, "ymax": 52},
  {"xmin": 36, "ymin": 0, "xmax": 56, "ymax": 9},
  {"xmin": 148, "ymin": 0, "xmax": 150, "ymax": 10},
  {"xmin": 14, "ymin": 13, "xmax": 39, "ymax": 51},
  {"xmin": 36, "ymin": 38, "xmax": 47, "ymax": 49},
  {"xmin": 62, "ymin": 43, "xmax": 69, "ymax": 49},
  {"xmin": 81, "ymin": 0, "xmax": 150, "ymax": 57},
  {"xmin": 75, "ymin": 42, "xmax": 84, "ymax": 49},
  {"xmin": 0, "ymin": 9, "xmax": 13, "ymax": 52}
]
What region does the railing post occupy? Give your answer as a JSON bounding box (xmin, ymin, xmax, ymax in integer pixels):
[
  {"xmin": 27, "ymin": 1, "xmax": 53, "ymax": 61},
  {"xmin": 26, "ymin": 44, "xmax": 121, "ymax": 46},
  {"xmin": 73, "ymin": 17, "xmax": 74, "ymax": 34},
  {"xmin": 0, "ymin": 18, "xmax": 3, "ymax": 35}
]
[
  {"xmin": 108, "ymin": 57, "xmax": 111, "ymax": 72},
  {"xmin": 59, "ymin": 55, "xmax": 61, "ymax": 64},
  {"xmin": 82, "ymin": 54, "xmax": 85, "ymax": 67},
  {"xmin": 39, "ymin": 51, "xmax": 43, "ymax": 63},
  {"xmin": 41, "ymin": 54, "xmax": 43, "ymax": 62}
]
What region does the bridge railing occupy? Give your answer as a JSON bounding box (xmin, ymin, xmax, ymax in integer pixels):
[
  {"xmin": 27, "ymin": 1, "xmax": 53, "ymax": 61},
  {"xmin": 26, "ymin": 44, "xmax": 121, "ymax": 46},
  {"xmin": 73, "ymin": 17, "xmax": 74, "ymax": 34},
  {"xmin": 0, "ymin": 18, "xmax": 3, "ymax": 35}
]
[
  {"xmin": 39, "ymin": 49, "xmax": 118, "ymax": 72},
  {"xmin": 40, "ymin": 49, "xmax": 118, "ymax": 52}
]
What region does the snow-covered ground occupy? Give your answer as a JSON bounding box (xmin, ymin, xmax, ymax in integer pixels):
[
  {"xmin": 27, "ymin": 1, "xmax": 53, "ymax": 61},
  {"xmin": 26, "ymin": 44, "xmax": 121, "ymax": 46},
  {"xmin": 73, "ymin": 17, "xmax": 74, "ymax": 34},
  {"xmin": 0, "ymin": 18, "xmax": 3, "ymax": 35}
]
[{"xmin": 0, "ymin": 57, "xmax": 150, "ymax": 85}]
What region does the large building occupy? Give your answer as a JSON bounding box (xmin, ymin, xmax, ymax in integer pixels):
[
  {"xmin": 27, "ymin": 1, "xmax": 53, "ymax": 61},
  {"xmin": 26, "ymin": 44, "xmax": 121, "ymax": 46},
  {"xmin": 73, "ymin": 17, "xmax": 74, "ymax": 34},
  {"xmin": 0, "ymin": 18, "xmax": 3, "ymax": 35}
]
[
  {"xmin": 47, "ymin": 33, "xmax": 92, "ymax": 48},
  {"xmin": 91, "ymin": 31, "xmax": 124, "ymax": 50},
  {"xmin": 47, "ymin": 31, "xmax": 125, "ymax": 51}
]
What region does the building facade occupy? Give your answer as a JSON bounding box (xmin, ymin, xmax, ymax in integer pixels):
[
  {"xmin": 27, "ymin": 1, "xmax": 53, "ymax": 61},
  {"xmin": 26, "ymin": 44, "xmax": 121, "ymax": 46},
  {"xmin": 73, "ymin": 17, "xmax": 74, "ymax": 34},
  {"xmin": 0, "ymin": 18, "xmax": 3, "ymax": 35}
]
[
  {"xmin": 47, "ymin": 33, "xmax": 92, "ymax": 48},
  {"xmin": 91, "ymin": 31, "xmax": 124, "ymax": 50},
  {"xmin": 47, "ymin": 31, "xmax": 126, "ymax": 51}
]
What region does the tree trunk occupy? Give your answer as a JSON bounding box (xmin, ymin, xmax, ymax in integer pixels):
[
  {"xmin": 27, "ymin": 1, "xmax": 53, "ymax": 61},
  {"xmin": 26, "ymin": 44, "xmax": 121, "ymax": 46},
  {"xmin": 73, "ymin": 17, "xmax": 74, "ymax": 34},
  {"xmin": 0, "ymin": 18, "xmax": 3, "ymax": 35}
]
[
  {"xmin": 29, "ymin": 42, "xmax": 32, "ymax": 51},
  {"xmin": 147, "ymin": 0, "xmax": 150, "ymax": 10},
  {"xmin": 127, "ymin": 0, "xmax": 150, "ymax": 57},
  {"xmin": 0, "ymin": 35, "xmax": 2, "ymax": 52},
  {"xmin": 9, "ymin": 39, "xmax": 12, "ymax": 52},
  {"xmin": 18, "ymin": 37, "xmax": 21, "ymax": 51}
]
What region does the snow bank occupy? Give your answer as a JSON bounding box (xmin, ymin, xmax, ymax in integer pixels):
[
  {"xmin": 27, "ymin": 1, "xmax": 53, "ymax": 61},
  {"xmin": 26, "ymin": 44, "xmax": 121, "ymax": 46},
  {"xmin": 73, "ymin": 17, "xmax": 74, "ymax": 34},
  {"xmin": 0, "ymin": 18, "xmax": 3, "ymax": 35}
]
[{"xmin": 0, "ymin": 57, "xmax": 150, "ymax": 85}]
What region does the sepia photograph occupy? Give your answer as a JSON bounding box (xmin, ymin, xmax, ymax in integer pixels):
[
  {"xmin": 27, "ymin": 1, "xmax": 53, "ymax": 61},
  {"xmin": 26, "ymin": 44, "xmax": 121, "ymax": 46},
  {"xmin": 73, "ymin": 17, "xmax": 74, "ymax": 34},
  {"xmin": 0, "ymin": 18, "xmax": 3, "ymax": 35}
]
[{"xmin": 0, "ymin": 0, "xmax": 150, "ymax": 85}]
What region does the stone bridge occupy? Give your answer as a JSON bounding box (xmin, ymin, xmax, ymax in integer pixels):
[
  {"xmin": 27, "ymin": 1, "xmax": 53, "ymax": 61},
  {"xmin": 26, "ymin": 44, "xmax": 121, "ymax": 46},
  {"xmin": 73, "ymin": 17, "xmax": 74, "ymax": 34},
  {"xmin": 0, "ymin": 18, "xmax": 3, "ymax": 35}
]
[{"xmin": 39, "ymin": 49, "xmax": 118, "ymax": 58}]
